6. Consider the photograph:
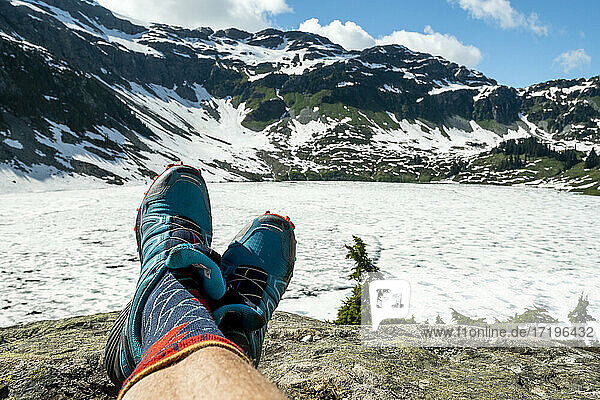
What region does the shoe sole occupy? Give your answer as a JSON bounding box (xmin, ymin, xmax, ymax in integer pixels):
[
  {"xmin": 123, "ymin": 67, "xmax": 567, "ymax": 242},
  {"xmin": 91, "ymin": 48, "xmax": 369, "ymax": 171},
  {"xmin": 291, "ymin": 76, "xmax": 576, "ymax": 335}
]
[
  {"xmin": 104, "ymin": 300, "xmax": 132, "ymax": 386},
  {"xmin": 104, "ymin": 163, "xmax": 207, "ymax": 386}
]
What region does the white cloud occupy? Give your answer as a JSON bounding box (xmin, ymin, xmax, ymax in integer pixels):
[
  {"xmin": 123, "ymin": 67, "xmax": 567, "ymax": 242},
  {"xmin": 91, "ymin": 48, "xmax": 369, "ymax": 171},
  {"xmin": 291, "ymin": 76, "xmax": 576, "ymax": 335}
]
[
  {"xmin": 299, "ymin": 20, "xmax": 482, "ymax": 68},
  {"xmin": 377, "ymin": 26, "xmax": 482, "ymax": 68},
  {"xmin": 97, "ymin": 0, "xmax": 292, "ymax": 31},
  {"xmin": 299, "ymin": 18, "xmax": 375, "ymax": 50},
  {"xmin": 553, "ymin": 49, "xmax": 591, "ymax": 73},
  {"xmin": 450, "ymin": 0, "xmax": 548, "ymax": 36}
]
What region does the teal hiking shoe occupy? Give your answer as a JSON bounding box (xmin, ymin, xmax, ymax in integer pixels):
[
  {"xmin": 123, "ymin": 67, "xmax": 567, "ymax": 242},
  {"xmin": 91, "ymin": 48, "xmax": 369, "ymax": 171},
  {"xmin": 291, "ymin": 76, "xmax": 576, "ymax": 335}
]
[
  {"xmin": 104, "ymin": 163, "xmax": 226, "ymax": 386},
  {"xmin": 213, "ymin": 212, "xmax": 296, "ymax": 365}
]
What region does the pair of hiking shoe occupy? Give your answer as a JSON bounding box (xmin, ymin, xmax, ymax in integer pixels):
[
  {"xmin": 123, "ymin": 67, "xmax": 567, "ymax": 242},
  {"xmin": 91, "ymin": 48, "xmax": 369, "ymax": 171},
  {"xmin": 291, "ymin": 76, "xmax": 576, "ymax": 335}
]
[{"xmin": 104, "ymin": 163, "xmax": 296, "ymax": 386}]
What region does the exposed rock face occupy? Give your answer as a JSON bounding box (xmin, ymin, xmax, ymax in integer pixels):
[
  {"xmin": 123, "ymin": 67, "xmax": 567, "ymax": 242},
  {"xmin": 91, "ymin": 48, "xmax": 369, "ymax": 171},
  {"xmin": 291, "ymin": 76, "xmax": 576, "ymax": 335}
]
[
  {"xmin": 0, "ymin": 313, "xmax": 117, "ymax": 400},
  {"xmin": 1, "ymin": 0, "xmax": 599, "ymax": 188},
  {"xmin": 1, "ymin": 312, "xmax": 599, "ymax": 399}
]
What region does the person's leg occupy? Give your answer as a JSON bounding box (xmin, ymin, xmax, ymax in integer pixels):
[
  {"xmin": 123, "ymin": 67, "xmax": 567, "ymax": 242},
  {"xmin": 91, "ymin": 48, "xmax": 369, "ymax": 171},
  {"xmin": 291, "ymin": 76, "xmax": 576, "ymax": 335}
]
[
  {"xmin": 104, "ymin": 164, "xmax": 293, "ymax": 399},
  {"xmin": 115, "ymin": 261, "xmax": 287, "ymax": 400},
  {"xmin": 123, "ymin": 347, "xmax": 286, "ymax": 400}
]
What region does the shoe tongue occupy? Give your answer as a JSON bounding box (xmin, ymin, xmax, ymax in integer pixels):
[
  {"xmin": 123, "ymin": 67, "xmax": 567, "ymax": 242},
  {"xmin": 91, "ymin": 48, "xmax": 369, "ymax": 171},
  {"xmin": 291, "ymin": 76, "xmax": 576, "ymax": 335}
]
[
  {"xmin": 221, "ymin": 244, "xmax": 263, "ymax": 278},
  {"xmin": 165, "ymin": 244, "xmax": 226, "ymax": 300},
  {"xmin": 190, "ymin": 243, "xmax": 221, "ymax": 265}
]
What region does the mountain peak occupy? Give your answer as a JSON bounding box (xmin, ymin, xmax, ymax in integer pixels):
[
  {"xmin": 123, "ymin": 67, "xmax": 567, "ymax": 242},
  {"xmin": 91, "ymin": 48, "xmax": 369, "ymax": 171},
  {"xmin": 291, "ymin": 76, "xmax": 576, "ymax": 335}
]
[{"xmin": 0, "ymin": 0, "xmax": 598, "ymax": 190}]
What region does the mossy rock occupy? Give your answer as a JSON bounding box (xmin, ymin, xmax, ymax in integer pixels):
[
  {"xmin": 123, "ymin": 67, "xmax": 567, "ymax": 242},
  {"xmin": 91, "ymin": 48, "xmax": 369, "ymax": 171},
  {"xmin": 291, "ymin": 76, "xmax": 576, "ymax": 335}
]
[{"xmin": 1, "ymin": 312, "xmax": 600, "ymax": 399}]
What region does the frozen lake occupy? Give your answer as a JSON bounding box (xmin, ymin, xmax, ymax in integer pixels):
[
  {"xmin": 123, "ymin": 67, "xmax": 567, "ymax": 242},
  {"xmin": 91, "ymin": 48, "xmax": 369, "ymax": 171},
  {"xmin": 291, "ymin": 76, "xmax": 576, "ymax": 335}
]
[{"xmin": 1, "ymin": 182, "xmax": 599, "ymax": 327}]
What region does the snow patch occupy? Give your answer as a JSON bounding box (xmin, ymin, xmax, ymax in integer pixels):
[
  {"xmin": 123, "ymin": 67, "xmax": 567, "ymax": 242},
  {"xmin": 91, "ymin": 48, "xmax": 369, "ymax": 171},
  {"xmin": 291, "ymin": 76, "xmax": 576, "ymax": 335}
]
[
  {"xmin": 379, "ymin": 84, "xmax": 401, "ymax": 94},
  {"xmin": 429, "ymin": 83, "xmax": 478, "ymax": 96},
  {"xmin": 10, "ymin": 0, "xmax": 49, "ymax": 15},
  {"xmin": 3, "ymin": 139, "xmax": 24, "ymax": 149}
]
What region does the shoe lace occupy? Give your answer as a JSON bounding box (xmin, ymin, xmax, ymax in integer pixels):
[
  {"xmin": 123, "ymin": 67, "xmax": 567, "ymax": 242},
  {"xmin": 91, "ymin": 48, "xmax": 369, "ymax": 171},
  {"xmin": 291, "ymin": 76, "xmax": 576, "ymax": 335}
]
[
  {"xmin": 228, "ymin": 266, "xmax": 268, "ymax": 307},
  {"xmin": 164, "ymin": 216, "xmax": 221, "ymax": 264}
]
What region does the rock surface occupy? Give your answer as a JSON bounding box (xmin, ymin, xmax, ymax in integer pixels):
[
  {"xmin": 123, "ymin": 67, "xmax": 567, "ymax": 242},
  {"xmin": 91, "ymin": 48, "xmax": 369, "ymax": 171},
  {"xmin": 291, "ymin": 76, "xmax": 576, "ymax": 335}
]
[{"xmin": 1, "ymin": 312, "xmax": 600, "ymax": 399}]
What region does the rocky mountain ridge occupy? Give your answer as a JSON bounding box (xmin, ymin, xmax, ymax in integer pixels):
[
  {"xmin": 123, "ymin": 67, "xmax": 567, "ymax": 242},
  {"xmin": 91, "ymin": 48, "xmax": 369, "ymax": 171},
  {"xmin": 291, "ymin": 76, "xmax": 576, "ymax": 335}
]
[{"xmin": 0, "ymin": 0, "xmax": 599, "ymax": 192}]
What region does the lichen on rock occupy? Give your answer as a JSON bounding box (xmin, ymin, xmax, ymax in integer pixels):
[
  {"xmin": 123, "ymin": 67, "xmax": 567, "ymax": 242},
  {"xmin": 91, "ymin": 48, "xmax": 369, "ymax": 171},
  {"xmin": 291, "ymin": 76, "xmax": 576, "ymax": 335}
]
[{"xmin": 1, "ymin": 312, "xmax": 599, "ymax": 399}]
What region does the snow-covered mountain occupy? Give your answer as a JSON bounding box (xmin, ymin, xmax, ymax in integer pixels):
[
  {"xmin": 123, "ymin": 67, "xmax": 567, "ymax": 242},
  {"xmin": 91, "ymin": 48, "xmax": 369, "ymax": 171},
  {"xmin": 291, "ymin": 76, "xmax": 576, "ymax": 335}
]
[{"xmin": 1, "ymin": 0, "xmax": 599, "ymax": 190}]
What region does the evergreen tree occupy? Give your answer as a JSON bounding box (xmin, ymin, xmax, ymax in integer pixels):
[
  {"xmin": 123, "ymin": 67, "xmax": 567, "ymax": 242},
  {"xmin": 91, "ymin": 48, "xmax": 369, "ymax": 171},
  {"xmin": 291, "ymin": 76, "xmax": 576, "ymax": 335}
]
[
  {"xmin": 497, "ymin": 137, "xmax": 554, "ymax": 157},
  {"xmin": 335, "ymin": 236, "xmax": 381, "ymax": 325},
  {"xmin": 515, "ymin": 154, "xmax": 523, "ymax": 168},
  {"xmin": 345, "ymin": 236, "xmax": 379, "ymax": 281},
  {"xmin": 557, "ymin": 149, "xmax": 579, "ymax": 170},
  {"xmin": 450, "ymin": 308, "xmax": 487, "ymax": 327},
  {"xmin": 568, "ymin": 293, "xmax": 596, "ymax": 323},
  {"xmin": 505, "ymin": 305, "xmax": 558, "ymax": 323},
  {"xmin": 585, "ymin": 148, "xmax": 599, "ymax": 169},
  {"xmin": 496, "ymin": 154, "xmax": 525, "ymax": 171},
  {"xmin": 447, "ymin": 160, "xmax": 466, "ymax": 177}
]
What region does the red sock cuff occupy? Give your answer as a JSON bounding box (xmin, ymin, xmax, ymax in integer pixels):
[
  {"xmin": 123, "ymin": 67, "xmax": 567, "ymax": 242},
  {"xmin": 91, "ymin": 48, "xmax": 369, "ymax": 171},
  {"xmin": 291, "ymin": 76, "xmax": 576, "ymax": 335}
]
[{"xmin": 118, "ymin": 333, "xmax": 249, "ymax": 400}]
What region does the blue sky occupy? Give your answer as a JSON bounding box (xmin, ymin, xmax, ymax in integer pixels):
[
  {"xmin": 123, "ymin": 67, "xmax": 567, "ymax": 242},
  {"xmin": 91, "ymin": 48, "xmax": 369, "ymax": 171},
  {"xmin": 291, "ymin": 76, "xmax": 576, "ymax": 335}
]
[
  {"xmin": 98, "ymin": 0, "xmax": 598, "ymax": 88},
  {"xmin": 274, "ymin": 0, "xmax": 596, "ymax": 87}
]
